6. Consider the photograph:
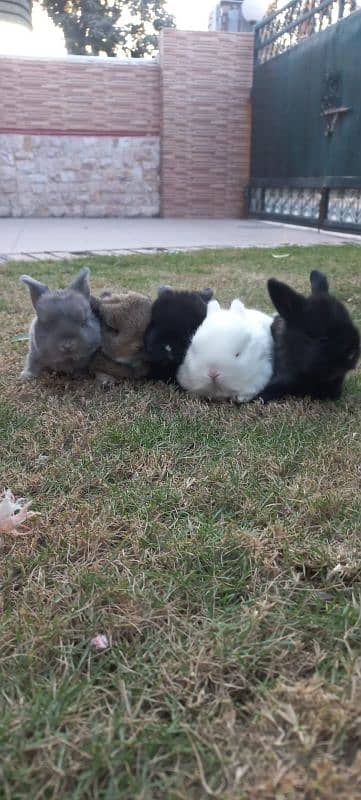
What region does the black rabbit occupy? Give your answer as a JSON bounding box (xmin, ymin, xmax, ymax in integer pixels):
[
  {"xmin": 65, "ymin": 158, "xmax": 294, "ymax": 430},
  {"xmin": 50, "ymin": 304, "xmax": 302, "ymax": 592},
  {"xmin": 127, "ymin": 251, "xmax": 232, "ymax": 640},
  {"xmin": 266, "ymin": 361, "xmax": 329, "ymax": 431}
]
[
  {"xmin": 259, "ymin": 270, "xmax": 360, "ymax": 403},
  {"xmin": 144, "ymin": 286, "xmax": 214, "ymax": 382}
]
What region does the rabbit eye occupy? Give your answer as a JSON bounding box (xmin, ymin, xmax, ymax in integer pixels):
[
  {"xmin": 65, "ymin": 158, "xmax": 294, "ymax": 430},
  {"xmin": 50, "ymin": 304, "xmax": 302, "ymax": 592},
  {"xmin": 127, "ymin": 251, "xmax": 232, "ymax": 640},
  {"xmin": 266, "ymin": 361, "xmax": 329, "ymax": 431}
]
[
  {"xmin": 235, "ymin": 352, "xmax": 240, "ymax": 358},
  {"xmin": 165, "ymin": 345, "xmax": 172, "ymax": 354},
  {"xmin": 348, "ymin": 350, "xmax": 357, "ymax": 361}
]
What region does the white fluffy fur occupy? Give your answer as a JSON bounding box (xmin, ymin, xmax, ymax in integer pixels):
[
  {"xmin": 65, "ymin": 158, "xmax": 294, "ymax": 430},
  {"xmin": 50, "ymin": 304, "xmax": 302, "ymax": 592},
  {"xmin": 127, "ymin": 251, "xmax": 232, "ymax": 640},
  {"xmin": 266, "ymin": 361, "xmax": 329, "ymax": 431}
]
[{"xmin": 177, "ymin": 298, "xmax": 273, "ymax": 402}]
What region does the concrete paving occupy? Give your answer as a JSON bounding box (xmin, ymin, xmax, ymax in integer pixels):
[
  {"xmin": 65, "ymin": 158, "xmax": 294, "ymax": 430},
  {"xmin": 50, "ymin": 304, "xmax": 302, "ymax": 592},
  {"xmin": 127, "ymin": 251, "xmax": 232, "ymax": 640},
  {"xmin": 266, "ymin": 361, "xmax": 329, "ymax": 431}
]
[{"xmin": 0, "ymin": 218, "xmax": 360, "ymax": 260}]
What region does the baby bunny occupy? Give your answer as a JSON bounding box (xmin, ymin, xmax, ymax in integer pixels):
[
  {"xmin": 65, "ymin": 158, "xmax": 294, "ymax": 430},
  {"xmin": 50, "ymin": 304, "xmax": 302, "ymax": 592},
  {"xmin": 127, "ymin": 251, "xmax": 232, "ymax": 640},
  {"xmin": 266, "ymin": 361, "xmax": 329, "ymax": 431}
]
[
  {"xmin": 259, "ymin": 269, "xmax": 360, "ymax": 403},
  {"xmin": 144, "ymin": 286, "xmax": 214, "ymax": 382},
  {"xmin": 89, "ymin": 290, "xmax": 152, "ymax": 386},
  {"xmin": 20, "ymin": 267, "xmax": 101, "ymax": 379},
  {"xmin": 177, "ymin": 299, "xmax": 273, "ymax": 402}
]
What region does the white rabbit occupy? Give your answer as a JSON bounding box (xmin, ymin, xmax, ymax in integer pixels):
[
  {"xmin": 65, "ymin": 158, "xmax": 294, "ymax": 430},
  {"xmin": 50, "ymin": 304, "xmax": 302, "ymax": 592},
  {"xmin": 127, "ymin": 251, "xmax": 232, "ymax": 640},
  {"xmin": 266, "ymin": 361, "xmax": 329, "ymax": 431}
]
[{"xmin": 177, "ymin": 299, "xmax": 273, "ymax": 403}]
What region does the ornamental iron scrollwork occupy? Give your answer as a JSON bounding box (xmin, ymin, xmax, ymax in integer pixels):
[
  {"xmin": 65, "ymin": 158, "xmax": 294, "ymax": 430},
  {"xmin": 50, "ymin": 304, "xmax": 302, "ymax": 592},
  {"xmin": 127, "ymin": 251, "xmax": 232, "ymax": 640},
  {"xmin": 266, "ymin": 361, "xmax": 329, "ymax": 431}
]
[
  {"xmin": 249, "ymin": 186, "xmax": 361, "ymax": 228},
  {"xmin": 255, "ymin": 0, "xmax": 357, "ymax": 63}
]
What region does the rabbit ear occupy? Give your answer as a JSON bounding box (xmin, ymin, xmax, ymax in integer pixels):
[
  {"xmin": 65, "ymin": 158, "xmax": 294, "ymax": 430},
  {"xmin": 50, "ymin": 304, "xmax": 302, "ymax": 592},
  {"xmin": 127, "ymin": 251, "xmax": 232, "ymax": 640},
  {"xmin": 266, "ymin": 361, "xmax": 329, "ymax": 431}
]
[
  {"xmin": 21, "ymin": 275, "xmax": 49, "ymax": 309},
  {"xmin": 268, "ymin": 278, "xmax": 306, "ymax": 322},
  {"xmin": 90, "ymin": 295, "xmax": 101, "ymax": 316},
  {"xmin": 198, "ymin": 288, "xmax": 213, "ymax": 302},
  {"xmin": 230, "ymin": 299, "xmax": 245, "ymax": 315},
  {"xmin": 206, "ymin": 300, "xmax": 221, "ymax": 317},
  {"xmin": 68, "ymin": 267, "xmax": 90, "ymax": 298},
  {"xmin": 157, "ymin": 285, "xmax": 173, "ymax": 298},
  {"xmin": 310, "ymin": 270, "xmax": 329, "ymax": 296}
]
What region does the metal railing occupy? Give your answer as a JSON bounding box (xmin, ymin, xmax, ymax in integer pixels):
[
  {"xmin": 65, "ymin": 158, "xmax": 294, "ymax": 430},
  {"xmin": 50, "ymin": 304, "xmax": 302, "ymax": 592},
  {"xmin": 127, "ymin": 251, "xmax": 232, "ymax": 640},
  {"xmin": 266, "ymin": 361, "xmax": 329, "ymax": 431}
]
[{"xmin": 255, "ymin": 0, "xmax": 357, "ymax": 63}]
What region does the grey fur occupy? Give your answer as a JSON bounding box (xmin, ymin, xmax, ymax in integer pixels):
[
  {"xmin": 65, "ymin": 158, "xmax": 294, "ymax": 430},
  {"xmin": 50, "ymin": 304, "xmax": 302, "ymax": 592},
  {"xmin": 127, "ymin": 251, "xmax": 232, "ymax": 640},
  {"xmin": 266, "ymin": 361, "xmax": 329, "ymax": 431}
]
[
  {"xmin": 20, "ymin": 267, "xmax": 101, "ymax": 379},
  {"xmin": 21, "ymin": 276, "xmax": 49, "ymax": 308}
]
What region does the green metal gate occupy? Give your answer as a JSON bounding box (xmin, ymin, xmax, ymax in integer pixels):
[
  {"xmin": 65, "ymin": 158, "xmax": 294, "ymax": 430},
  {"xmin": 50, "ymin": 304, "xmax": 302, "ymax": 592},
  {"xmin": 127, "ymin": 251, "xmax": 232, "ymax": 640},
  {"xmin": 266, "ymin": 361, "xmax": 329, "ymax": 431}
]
[{"xmin": 249, "ymin": 1, "xmax": 361, "ymax": 232}]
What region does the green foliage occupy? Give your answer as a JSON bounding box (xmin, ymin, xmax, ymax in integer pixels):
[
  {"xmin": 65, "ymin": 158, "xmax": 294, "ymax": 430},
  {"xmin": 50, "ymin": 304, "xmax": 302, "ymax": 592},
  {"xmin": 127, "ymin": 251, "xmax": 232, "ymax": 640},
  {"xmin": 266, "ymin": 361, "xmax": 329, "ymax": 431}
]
[{"xmin": 40, "ymin": 0, "xmax": 175, "ymax": 57}]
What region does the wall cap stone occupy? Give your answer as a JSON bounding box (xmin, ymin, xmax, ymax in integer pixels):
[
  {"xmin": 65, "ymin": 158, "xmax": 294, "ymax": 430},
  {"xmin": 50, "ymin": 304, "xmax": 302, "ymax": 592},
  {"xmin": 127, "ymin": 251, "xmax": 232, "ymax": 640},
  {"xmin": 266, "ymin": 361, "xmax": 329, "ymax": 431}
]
[{"xmin": 0, "ymin": 54, "xmax": 159, "ymax": 66}]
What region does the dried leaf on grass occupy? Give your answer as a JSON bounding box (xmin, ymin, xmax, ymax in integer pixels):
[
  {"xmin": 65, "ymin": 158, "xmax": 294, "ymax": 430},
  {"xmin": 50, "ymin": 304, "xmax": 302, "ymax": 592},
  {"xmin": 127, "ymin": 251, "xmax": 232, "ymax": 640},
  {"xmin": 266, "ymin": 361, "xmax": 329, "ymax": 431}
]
[
  {"xmin": 12, "ymin": 333, "xmax": 30, "ymax": 342},
  {"xmin": 90, "ymin": 633, "xmax": 110, "ymax": 652},
  {"xmin": 0, "ymin": 489, "xmax": 40, "ymax": 535}
]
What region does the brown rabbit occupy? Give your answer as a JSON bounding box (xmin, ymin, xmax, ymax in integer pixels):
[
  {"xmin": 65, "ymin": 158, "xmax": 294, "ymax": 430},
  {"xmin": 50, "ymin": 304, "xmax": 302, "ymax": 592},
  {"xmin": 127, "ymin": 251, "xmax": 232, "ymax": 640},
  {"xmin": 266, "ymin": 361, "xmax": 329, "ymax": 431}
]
[{"xmin": 89, "ymin": 290, "xmax": 152, "ymax": 386}]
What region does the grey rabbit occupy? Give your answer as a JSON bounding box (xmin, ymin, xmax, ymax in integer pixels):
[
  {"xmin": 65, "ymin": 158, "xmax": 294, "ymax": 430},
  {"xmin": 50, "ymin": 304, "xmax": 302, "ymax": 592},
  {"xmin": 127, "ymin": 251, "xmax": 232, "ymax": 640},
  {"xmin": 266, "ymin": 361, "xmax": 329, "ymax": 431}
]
[{"xmin": 20, "ymin": 267, "xmax": 101, "ymax": 379}]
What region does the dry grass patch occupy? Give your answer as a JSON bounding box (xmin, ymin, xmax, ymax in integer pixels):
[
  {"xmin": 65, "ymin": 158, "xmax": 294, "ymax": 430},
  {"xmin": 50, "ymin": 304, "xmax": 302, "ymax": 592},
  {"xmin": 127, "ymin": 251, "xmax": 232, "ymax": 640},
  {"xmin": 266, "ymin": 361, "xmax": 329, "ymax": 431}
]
[{"xmin": 0, "ymin": 246, "xmax": 360, "ymax": 799}]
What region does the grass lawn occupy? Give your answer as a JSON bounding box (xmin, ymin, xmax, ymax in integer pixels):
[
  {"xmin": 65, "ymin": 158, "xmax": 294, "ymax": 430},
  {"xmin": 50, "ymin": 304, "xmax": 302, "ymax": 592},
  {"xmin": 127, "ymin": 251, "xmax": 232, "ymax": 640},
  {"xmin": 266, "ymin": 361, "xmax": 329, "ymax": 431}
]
[{"xmin": 1, "ymin": 245, "xmax": 361, "ymax": 800}]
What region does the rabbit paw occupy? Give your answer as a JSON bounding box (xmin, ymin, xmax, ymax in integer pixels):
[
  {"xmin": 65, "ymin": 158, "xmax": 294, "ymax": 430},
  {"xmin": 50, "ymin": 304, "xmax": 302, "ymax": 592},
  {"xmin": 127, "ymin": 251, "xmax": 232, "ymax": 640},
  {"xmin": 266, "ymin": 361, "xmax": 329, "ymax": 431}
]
[
  {"xmin": 20, "ymin": 368, "xmax": 38, "ymax": 381},
  {"xmin": 96, "ymin": 372, "xmax": 115, "ymax": 389},
  {"xmin": 235, "ymin": 393, "xmax": 254, "ymax": 404}
]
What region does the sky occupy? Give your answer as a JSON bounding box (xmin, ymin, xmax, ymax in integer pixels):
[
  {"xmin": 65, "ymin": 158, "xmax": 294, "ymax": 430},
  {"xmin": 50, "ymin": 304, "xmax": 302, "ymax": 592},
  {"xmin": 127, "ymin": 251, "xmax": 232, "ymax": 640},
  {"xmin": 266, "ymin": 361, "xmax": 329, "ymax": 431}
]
[
  {"xmin": 168, "ymin": 0, "xmax": 216, "ymax": 31},
  {"xmin": 0, "ymin": 0, "xmax": 216, "ymax": 57}
]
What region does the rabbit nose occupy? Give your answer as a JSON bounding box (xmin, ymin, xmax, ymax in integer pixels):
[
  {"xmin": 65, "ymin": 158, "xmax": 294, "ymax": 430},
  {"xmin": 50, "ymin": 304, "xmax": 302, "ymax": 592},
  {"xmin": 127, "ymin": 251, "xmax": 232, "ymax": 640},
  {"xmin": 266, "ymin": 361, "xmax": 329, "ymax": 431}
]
[
  {"xmin": 208, "ymin": 368, "xmax": 220, "ymax": 380},
  {"xmin": 60, "ymin": 341, "xmax": 75, "ymax": 353}
]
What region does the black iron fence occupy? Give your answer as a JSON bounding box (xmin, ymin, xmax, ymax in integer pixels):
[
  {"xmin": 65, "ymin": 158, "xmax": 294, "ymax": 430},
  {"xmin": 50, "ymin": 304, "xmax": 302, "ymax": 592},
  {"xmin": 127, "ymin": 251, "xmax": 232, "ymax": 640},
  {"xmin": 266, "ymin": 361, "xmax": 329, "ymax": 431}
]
[
  {"xmin": 255, "ymin": 0, "xmax": 357, "ymax": 63},
  {"xmin": 249, "ymin": 2, "xmax": 361, "ymax": 233}
]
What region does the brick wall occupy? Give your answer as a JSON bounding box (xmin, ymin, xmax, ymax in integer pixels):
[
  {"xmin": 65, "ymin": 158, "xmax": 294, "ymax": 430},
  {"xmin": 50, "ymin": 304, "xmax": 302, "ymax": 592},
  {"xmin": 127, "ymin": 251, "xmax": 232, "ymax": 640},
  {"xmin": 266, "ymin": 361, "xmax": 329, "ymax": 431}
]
[
  {"xmin": 0, "ymin": 56, "xmax": 160, "ymax": 135},
  {"xmin": 160, "ymin": 30, "xmax": 254, "ymax": 218},
  {"xmin": 0, "ymin": 35, "xmax": 254, "ymax": 219},
  {"xmin": 0, "ymin": 56, "xmax": 161, "ymax": 217}
]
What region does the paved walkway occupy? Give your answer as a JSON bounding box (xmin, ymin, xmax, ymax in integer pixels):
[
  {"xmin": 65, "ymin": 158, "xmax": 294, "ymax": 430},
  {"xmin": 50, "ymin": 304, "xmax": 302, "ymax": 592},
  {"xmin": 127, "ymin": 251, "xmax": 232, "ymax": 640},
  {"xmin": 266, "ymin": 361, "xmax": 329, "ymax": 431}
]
[{"xmin": 0, "ymin": 218, "xmax": 359, "ymax": 260}]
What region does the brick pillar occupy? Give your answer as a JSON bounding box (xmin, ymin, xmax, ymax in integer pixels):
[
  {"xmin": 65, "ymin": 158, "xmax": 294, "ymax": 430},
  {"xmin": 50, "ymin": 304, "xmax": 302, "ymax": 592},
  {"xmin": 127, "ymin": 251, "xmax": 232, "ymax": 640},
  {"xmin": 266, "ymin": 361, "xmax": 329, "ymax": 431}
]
[{"xmin": 160, "ymin": 29, "xmax": 254, "ymax": 218}]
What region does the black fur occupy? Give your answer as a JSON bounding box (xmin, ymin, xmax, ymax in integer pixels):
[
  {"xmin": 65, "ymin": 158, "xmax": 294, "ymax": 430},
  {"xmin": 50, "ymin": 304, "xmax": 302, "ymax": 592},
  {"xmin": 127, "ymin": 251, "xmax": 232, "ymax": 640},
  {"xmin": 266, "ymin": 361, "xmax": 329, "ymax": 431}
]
[
  {"xmin": 259, "ymin": 270, "xmax": 360, "ymax": 403},
  {"xmin": 144, "ymin": 287, "xmax": 213, "ymax": 382}
]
